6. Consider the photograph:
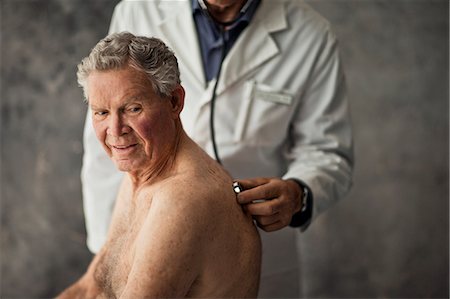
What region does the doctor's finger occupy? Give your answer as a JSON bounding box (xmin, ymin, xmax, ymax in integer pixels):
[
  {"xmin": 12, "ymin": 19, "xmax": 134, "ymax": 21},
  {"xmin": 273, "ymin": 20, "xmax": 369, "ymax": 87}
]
[
  {"xmin": 243, "ymin": 201, "xmax": 280, "ymax": 216},
  {"xmin": 258, "ymin": 220, "xmax": 284, "ymax": 232},
  {"xmin": 254, "ymin": 213, "xmax": 280, "ymax": 226},
  {"xmin": 237, "ymin": 182, "xmax": 279, "ymax": 204},
  {"xmin": 236, "ymin": 177, "xmax": 271, "ymax": 190}
]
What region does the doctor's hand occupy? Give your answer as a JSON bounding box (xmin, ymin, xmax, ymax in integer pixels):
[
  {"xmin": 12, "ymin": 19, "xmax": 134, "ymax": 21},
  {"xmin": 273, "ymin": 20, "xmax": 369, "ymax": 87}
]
[{"xmin": 236, "ymin": 177, "xmax": 303, "ymax": 232}]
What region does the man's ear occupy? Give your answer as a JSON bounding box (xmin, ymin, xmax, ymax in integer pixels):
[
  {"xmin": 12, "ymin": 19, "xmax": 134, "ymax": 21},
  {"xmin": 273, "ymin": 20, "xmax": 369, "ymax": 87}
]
[{"xmin": 169, "ymin": 85, "xmax": 185, "ymax": 118}]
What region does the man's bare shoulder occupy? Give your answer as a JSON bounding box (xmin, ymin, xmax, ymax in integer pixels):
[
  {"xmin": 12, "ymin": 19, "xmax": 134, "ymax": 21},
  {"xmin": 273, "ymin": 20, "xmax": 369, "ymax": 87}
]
[{"xmin": 151, "ymin": 165, "xmax": 235, "ymax": 221}]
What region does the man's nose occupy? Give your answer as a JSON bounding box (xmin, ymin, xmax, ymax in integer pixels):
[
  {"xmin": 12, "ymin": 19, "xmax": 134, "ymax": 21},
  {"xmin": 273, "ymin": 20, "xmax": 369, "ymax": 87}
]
[{"xmin": 107, "ymin": 113, "xmax": 131, "ymax": 137}]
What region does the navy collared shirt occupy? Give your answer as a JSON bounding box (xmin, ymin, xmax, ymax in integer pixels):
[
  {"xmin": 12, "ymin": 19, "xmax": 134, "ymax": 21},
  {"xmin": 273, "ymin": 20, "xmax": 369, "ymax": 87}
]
[{"xmin": 192, "ymin": 0, "xmax": 261, "ymax": 82}]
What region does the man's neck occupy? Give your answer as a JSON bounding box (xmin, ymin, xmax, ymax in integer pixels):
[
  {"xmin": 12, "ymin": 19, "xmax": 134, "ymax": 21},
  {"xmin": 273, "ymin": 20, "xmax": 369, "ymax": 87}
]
[{"xmin": 128, "ymin": 123, "xmax": 185, "ymax": 191}]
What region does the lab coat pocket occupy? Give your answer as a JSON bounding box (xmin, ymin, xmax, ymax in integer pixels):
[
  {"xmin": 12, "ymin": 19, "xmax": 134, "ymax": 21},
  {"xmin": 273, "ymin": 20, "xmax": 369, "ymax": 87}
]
[{"xmin": 234, "ymin": 81, "xmax": 294, "ymax": 146}]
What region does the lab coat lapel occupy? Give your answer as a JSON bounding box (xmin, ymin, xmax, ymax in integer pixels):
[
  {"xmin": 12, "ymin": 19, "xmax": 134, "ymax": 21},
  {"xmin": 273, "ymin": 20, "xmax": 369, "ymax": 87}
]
[
  {"xmin": 158, "ymin": 1, "xmax": 205, "ymax": 91},
  {"xmin": 216, "ymin": 1, "xmax": 287, "ymax": 96}
]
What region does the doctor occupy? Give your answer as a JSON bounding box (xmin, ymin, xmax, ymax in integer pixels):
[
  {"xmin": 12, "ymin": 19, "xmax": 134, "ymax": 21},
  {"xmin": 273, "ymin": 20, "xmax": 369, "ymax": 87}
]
[{"xmin": 81, "ymin": 0, "xmax": 353, "ymax": 297}]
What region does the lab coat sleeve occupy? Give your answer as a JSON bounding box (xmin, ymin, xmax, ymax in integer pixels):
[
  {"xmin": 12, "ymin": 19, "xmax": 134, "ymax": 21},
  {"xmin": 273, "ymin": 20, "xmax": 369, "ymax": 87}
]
[
  {"xmin": 282, "ymin": 27, "xmax": 354, "ymax": 225},
  {"xmin": 80, "ymin": 5, "xmax": 126, "ymax": 254}
]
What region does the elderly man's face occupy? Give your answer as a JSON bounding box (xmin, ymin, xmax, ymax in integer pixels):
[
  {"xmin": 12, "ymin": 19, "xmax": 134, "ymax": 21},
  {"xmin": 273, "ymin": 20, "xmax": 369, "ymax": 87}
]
[{"xmin": 87, "ymin": 66, "xmax": 179, "ymax": 173}]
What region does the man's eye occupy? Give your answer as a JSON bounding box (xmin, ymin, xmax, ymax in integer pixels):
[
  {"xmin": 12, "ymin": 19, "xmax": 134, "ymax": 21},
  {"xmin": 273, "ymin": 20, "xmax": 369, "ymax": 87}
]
[
  {"xmin": 95, "ymin": 111, "xmax": 108, "ymax": 116},
  {"xmin": 129, "ymin": 107, "xmax": 142, "ymax": 113}
]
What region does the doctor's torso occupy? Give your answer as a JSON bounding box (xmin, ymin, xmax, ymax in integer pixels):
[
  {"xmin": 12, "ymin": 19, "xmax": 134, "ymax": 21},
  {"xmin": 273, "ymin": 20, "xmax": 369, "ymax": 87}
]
[{"xmin": 109, "ymin": 0, "xmax": 332, "ymax": 178}]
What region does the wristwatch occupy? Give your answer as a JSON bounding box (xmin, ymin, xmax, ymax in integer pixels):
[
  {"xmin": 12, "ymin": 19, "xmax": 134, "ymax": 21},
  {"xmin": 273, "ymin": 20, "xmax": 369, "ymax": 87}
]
[
  {"xmin": 300, "ymin": 185, "xmax": 309, "ymax": 213},
  {"xmin": 289, "ymin": 179, "xmax": 313, "ymax": 230}
]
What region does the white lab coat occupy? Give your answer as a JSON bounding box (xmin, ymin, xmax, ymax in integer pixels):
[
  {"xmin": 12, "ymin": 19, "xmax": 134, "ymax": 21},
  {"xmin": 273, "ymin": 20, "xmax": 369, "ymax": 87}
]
[{"xmin": 82, "ymin": 0, "xmax": 353, "ymax": 297}]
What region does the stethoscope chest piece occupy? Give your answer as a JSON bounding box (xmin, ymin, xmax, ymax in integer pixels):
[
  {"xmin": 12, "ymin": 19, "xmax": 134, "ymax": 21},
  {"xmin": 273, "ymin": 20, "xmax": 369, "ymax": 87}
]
[{"xmin": 233, "ymin": 181, "xmax": 243, "ymax": 194}]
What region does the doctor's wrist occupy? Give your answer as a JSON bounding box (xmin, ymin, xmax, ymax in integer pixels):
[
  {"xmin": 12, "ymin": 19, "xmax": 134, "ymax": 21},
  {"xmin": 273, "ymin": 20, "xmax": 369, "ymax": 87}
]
[{"xmin": 288, "ymin": 179, "xmax": 313, "ymax": 230}]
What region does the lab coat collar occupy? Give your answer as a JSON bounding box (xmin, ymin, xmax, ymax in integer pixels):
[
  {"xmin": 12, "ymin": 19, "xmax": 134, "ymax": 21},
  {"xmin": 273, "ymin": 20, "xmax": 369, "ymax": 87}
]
[
  {"xmin": 157, "ymin": 0, "xmax": 288, "ymax": 102},
  {"xmin": 215, "ymin": 1, "xmax": 287, "ymax": 96}
]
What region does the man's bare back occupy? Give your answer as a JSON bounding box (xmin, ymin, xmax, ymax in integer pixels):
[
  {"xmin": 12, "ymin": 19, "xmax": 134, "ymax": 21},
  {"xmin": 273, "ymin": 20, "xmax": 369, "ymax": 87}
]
[{"xmin": 91, "ymin": 138, "xmax": 261, "ymax": 298}]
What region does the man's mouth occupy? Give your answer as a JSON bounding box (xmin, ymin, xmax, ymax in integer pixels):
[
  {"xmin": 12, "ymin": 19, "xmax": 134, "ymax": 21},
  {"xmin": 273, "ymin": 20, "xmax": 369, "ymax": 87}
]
[
  {"xmin": 113, "ymin": 144, "xmax": 135, "ymax": 149},
  {"xmin": 110, "ymin": 144, "xmax": 138, "ymax": 154}
]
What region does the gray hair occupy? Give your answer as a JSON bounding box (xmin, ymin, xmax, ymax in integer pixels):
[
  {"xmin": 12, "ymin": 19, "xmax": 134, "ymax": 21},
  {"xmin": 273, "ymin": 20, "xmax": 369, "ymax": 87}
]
[{"xmin": 77, "ymin": 32, "xmax": 181, "ymax": 100}]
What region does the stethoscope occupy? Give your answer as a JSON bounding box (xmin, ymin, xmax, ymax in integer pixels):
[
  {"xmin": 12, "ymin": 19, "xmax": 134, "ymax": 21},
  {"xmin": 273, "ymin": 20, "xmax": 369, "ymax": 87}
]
[{"xmin": 197, "ymin": 0, "xmax": 254, "ymax": 165}]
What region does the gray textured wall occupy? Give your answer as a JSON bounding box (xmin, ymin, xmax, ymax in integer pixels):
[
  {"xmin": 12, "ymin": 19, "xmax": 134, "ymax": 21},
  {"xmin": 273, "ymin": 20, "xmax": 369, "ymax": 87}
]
[{"xmin": 1, "ymin": 0, "xmax": 448, "ymax": 298}]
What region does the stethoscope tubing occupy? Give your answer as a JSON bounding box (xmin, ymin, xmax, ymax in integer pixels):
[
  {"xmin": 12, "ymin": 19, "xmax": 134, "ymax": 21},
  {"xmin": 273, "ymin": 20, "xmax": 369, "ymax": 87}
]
[
  {"xmin": 209, "ymin": 34, "xmax": 226, "ymax": 165},
  {"xmin": 199, "ymin": 0, "xmax": 254, "ymax": 164}
]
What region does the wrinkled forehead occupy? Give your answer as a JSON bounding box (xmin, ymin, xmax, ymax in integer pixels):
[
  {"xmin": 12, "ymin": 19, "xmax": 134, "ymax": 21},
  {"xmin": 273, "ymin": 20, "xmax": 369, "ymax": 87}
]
[{"xmin": 86, "ymin": 67, "xmax": 156, "ymax": 103}]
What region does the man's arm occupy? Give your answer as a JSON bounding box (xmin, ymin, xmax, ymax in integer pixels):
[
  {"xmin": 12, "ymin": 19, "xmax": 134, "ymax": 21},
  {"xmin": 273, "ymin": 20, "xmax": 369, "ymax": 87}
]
[
  {"xmin": 119, "ymin": 189, "xmax": 207, "ymax": 298},
  {"xmin": 282, "ymin": 26, "xmax": 353, "ymax": 222},
  {"xmin": 59, "ymin": 177, "xmax": 129, "ymax": 298},
  {"xmin": 237, "ymin": 26, "xmax": 353, "ymax": 231},
  {"xmin": 56, "ymin": 253, "xmax": 103, "ymax": 299}
]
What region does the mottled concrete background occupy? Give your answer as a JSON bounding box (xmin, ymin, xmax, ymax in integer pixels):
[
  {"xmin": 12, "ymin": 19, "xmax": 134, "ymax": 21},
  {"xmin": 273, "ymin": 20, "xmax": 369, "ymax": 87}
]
[{"xmin": 1, "ymin": 0, "xmax": 448, "ymax": 298}]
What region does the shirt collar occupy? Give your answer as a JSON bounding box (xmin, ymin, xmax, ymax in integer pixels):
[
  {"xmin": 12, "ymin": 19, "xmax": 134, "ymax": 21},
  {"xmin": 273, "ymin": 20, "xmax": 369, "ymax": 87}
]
[{"xmin": 192, "ymin": 0, "xmax": 202, "ymax": 12}]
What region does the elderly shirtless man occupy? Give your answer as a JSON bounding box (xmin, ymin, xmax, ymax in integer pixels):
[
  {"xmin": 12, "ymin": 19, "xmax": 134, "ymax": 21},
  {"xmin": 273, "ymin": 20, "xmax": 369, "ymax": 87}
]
[{"xmin": 57, "ymin": 32, "xmax": 261, "ymax": 298}]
